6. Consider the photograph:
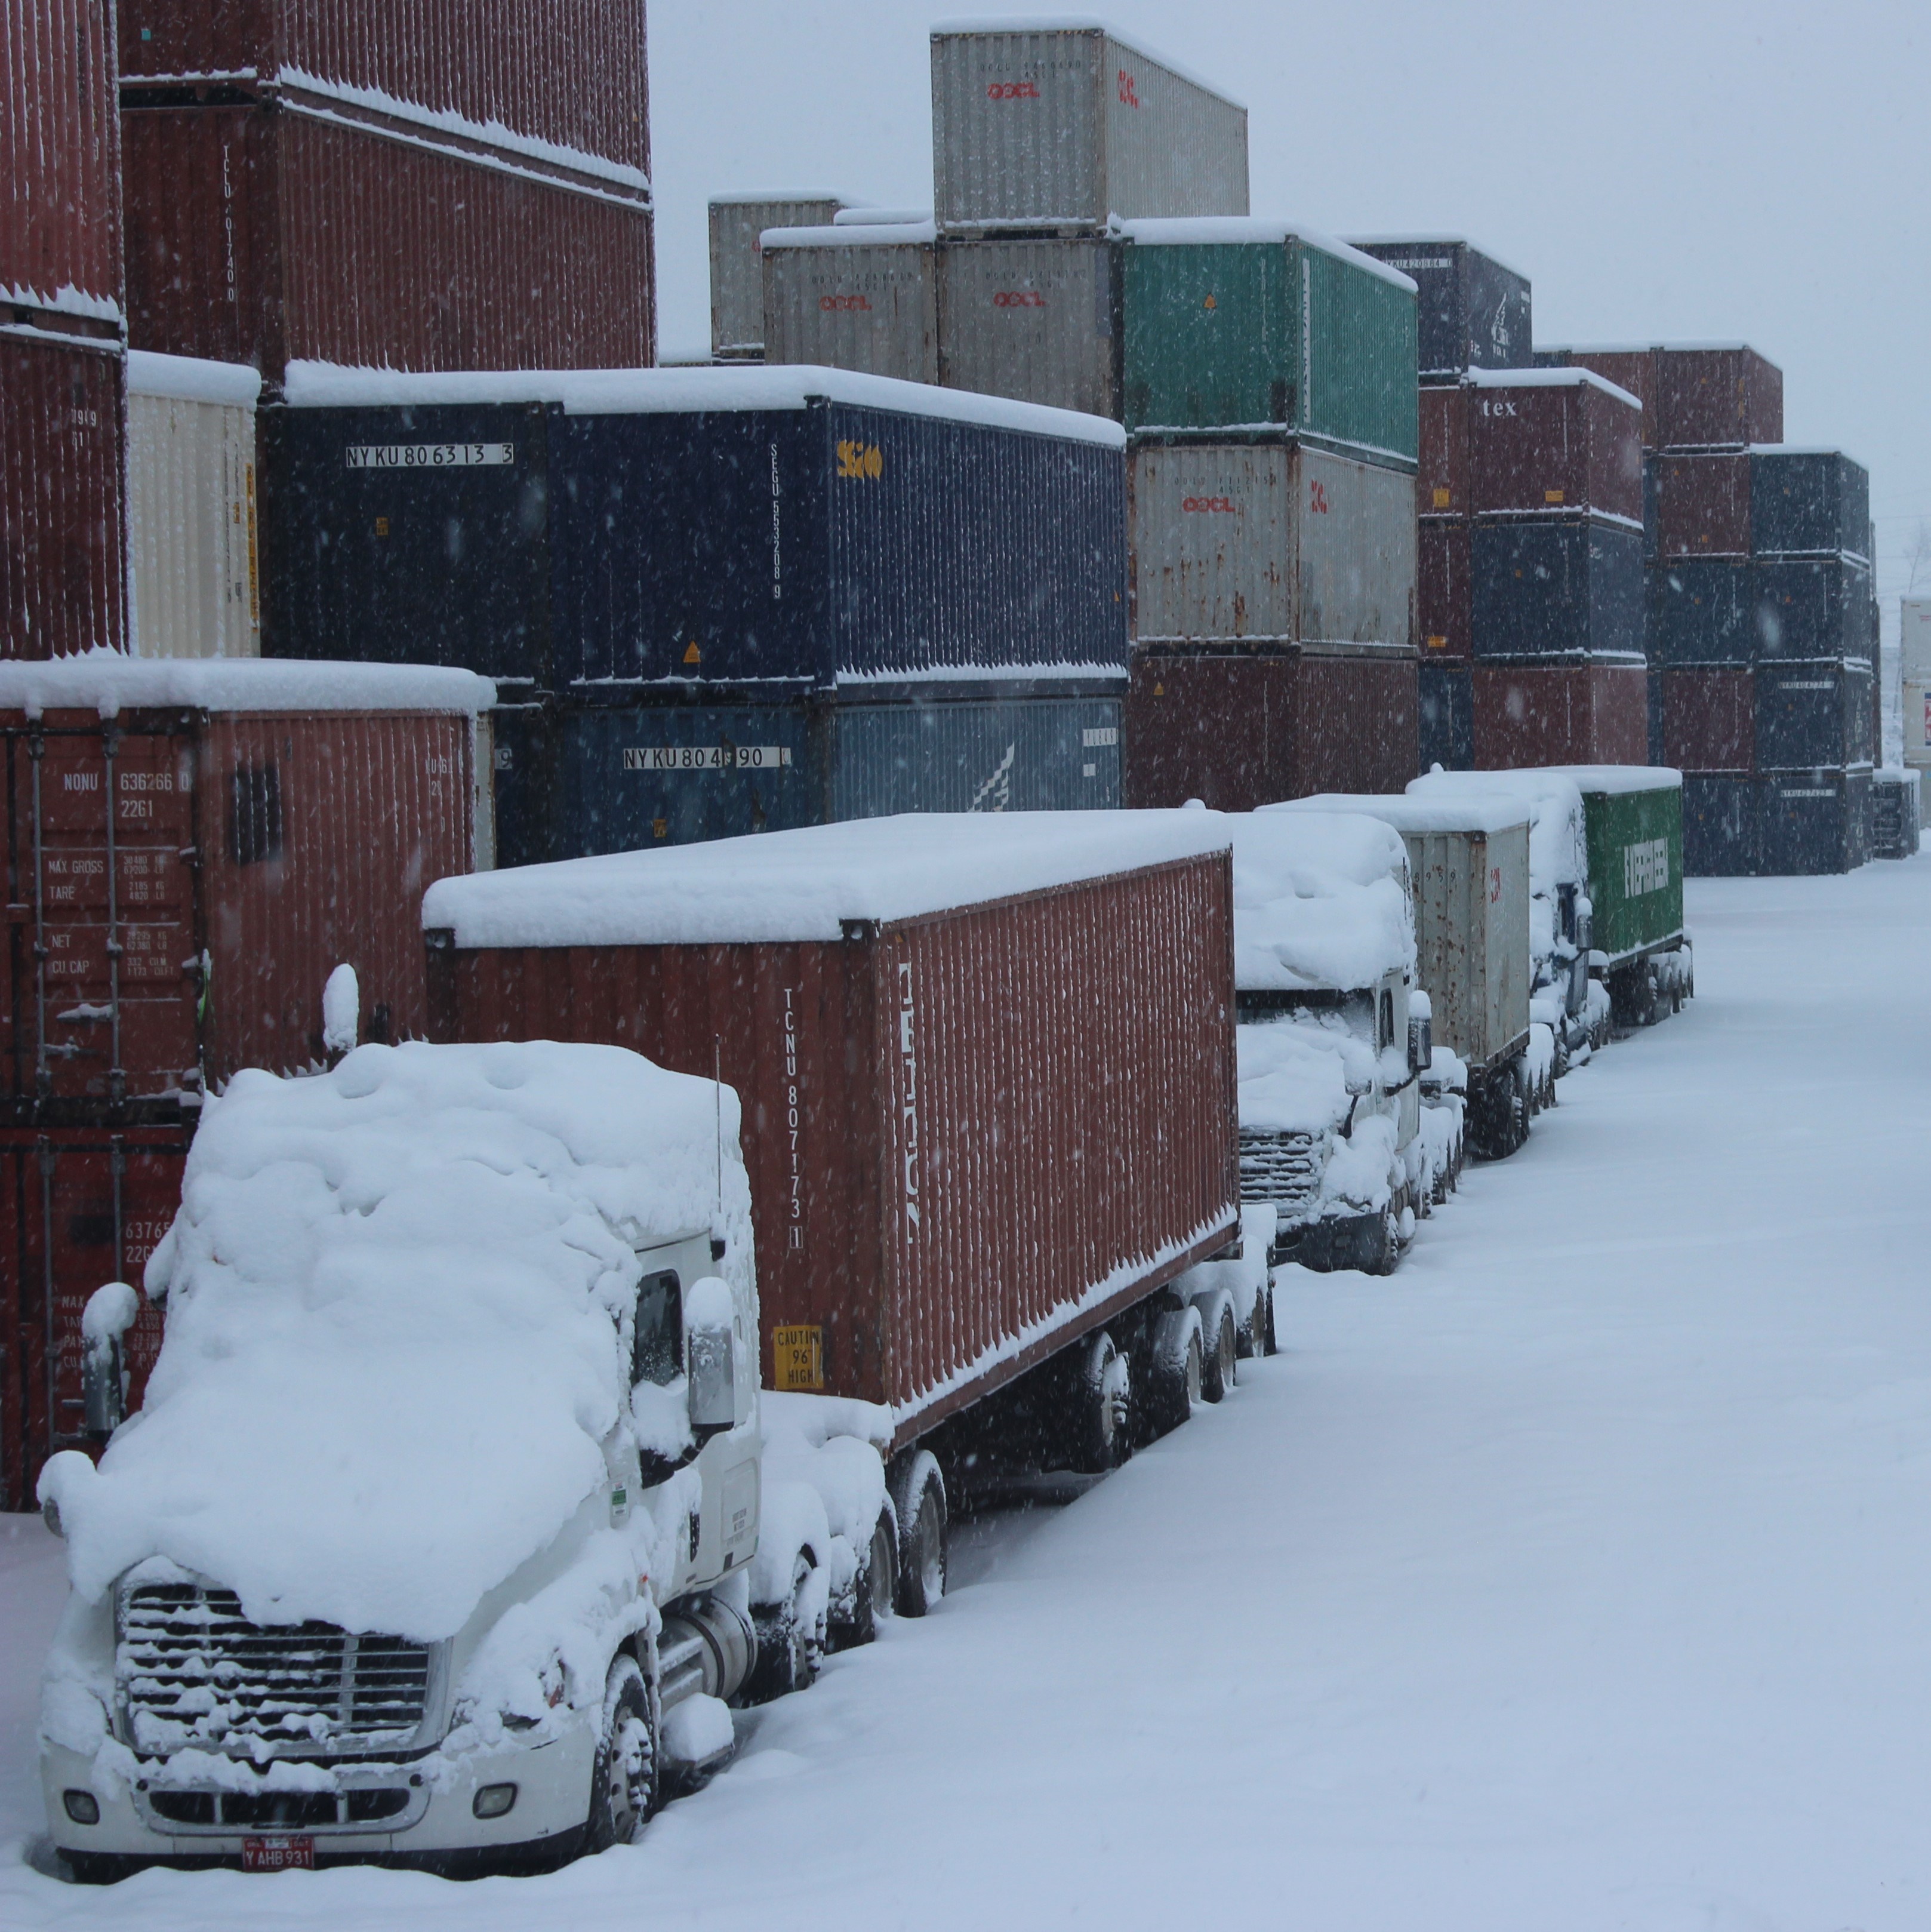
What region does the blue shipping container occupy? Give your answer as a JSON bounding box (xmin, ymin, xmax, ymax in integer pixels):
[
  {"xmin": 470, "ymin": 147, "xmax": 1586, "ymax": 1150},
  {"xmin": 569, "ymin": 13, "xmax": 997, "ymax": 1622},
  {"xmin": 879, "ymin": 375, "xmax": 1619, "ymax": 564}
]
[
  {"xmin": 1646, "ymin": 559, "xmax": 1751, "ymax": 666},
  {"xmin": 1418, "ymin": 663, "xmax": 1473, "ymax": 770},
  {"xmin": 1754, "ymin": 659, "xmax": 1873, "ymax": 771},
  {"xmin": 1471, "ymin": 516, "xmax": 1643, "ymax": 662},
  {"xmin": 1751, "ymin": 556, "xmax": 1874, "ymax": 663},
  {"xmin": 1749, "ymin": 448, "xmax": 1871, "ymax": 560}
]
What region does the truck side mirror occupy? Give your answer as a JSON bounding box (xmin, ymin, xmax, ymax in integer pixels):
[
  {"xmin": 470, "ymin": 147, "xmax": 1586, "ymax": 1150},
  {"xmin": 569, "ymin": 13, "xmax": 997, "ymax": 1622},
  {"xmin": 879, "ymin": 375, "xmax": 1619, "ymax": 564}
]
[
  {"xmin": 82, "ymin": 1282, "xmax": 140, "ymax": 1439},
  {"xmin": 685, "ymin": 1276, "xmax": 736, "ymax": 1435}
]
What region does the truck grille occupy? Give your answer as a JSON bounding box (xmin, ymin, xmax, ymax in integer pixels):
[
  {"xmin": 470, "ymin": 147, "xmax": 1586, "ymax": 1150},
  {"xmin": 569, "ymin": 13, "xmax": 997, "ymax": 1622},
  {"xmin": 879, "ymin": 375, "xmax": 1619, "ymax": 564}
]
[
  {"xmin": 1239, "ymin": 1127, "xmax": 1322, "ymax": 1217},
  {"xmin": 118, "ymin": 1582, "xmax": 432, "ymax": 1756}
]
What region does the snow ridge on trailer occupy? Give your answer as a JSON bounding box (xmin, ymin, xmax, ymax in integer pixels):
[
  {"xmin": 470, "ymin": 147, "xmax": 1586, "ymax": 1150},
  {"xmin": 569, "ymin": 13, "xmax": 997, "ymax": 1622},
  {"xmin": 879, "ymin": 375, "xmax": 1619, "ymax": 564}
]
[{"xmin": 0, "ymin": 650, "xmax": 495, "ymax": 717}]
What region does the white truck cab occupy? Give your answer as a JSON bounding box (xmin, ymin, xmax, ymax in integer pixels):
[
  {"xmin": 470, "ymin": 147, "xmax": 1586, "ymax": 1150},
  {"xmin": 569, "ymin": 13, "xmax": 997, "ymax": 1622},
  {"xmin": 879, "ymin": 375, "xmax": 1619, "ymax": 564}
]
[{"xmin": 35, "ymin": 1039, "xmax": 882, "ymax": 1881}]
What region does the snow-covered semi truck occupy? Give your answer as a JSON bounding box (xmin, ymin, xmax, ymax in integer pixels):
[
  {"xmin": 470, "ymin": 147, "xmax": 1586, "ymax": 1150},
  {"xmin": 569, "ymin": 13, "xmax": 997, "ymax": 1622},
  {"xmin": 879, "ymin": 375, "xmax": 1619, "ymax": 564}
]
[
  {"xmin": 36, "ymin": 1041, "xmax": 888, "ymax": 1878},
  {"xmin": 423, "ymin": 816, "xmax": 1252, "ymax": 1554}
]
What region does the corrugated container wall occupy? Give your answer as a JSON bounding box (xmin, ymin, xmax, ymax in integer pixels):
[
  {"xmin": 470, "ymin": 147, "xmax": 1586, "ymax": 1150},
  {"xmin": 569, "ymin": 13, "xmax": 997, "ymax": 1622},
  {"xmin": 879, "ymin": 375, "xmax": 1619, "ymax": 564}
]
[
  {"xmin": 1466, "ymin": 373, "xmax": 1643, "ymax": 522},
  {"xmin": 762, "ymin": 228, "xmax": 939, "ymax": 384},
  {"xmin": 0, "ymin": 335, "xmax": 126, "ymax": 658},
  {"xmin": 1351, "ymin": 239, "xmax": 1529, "ymax": 383},
  {"xmin": 1567, "ymin": 779, "xmax": 1685, "ymax": 964},
  {"xmin": 938, "ymin": 236, "xmax": 1119, "ymax": 419},
  {"xmin": 1471, "ymin": 663, "xmax": 1649, "ymax": 767},
  {"xmin": 121, "ymin": 107, "xmax": 655, "ymax": 379},
  {"xmin": 118, "ymin": 1, "xmax": 652, "ymax": 176},
  {"xmin": 1647, "ymin": 559, "xmax": 1752, "ymax": 666},
  {"xmin": 1538, "ymin": 348, "xmax": 1659, "ymax": 450},
  {"xmin": 1, "ymin": 0, "xmax": 122, "ymax": 327},
  {"xmin": 1652, "ymin": 452, "xmax": 1753, "ymax": 559},
  {"xmin": 712, "ymin": 195, "xmax": 846, "ymax": 358},
  {"xmin": 1402, "ymin": 821, "xmax": 1530, "ymax": 1075},
  {"xmin": 1120, "ymin": 229, "xmax": 1417, "ymax": 463},
  {"xmin": 931, "ymin": 25, "xmax": 1248, "ymax": 235},
  {"xmin": 1658, "ymin": 666, "xmax": 1756, "ymax": 771},
  {"xmin": 1419, "ymin": 662, "xmax": 1473, "ymax": 768},
  {"xmin": 1750, "ymin": 449, "xmax": 1870, "ymax": 559},
  {"xmin": 1470, "ymin": 519, "xmax": 1644, "ymax": 661},
  {"xmin": 126, "ymin": 356, "xmax": 261, "ymax": 659},
  {"xmin": 1129, "ymin": 440, "xmax": 1416, "ymax": 648},
  {"xmin": 1653, "ymin": 346, "xmax": 1782, "ymax": 451},
  {"xmin": 430, "ymin": 851, "xmax": 1239, "ymax": 1442}
]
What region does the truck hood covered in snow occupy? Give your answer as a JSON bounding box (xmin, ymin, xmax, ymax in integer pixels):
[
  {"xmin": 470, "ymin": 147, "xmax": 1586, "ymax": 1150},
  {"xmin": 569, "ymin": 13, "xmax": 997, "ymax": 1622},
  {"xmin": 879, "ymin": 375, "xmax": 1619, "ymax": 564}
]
[
  {"xmin": 37, "ymin": 1041, "xmax": 753, "ymax": 1642},
  {"xmin": 1236, "ymin": 1019, "xmax": 1357, "ymax": 1135}
]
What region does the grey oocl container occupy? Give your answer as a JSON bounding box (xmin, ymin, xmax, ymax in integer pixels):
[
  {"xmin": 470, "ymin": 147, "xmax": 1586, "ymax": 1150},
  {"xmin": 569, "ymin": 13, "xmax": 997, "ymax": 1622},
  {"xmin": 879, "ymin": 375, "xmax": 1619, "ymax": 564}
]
[
  {"xmin": 1350, "ymin": 238, "xmax": 1531, "ymax": 383},
  {"xmin": 1749, "ymin": 448, "xmax": 1871, "ymax": 559},
  {"xmin": 494, "ymin": 686, "xmax": 1125, "ymax": 861},
  {"xmin": 1752, "ymin": 557, "xmax": 1874, "ymax": 663},
  {"xmin": 1471, "ymin": 517, "xmax": 1644, "ymax": 661},
  {"xmin": 931, "ymin": 23, "xmax": 1248, "ymax": 235},
  {"xmin": 1129, "ymin": 439, "xmax": 1416, "ymax": 648},
  {"xmin": 710, "ymin": 193, "xmax": 848, "ymax": 359},
  {"xmin": 937, "ymin": 235, "xmax": 1119, "ymax": 419},
  {"xmin": 1756, "ymin": 660, "xmax": 1874, "ymax": 770},
  {"xmin": 1646, "ymin": 560, "xmax": 1752, "ymax": 667},
  {"xmin": 1419, "ymin": 663, "xmax": 1474, "ymax": 770},
  {"xmin": 263, "ymin": 365, "xmax": 1128, "ymax": 690},
  {"xmin": 761, "ymin": 222, "xmax": 940, "ymax": 384}
]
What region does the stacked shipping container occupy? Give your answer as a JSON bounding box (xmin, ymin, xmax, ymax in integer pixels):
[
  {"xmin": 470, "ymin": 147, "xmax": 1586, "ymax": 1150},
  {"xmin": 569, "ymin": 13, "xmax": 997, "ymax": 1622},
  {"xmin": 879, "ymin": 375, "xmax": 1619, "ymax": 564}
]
[
  {"xmin": 710, "ymin": 193, "xmax": 849, "ymax": 361},
  {"xmin": 1898, "ymin": 597, "xmax": 1930, "ymax": 822}
]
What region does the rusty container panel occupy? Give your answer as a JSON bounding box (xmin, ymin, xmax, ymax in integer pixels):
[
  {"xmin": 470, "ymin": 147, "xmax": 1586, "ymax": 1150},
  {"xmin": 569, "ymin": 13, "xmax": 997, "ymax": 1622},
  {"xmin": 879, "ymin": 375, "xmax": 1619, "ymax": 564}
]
[
  {"xmin": 1653, "ymin": 345, "xmax": 1782, "ymax": 451},
  {"xmin": 1419, "ymin": 516, "xmax": 1471, "ymax": 660},
  {"xmin": 3, "ymin": 704, "xmax": 475, "ymax": 1112},
  {"xmin": 1471, "ymin": 662, "xmax": 1649, "ymax": 768},
  {"xmin": 1659, "ymin": 666, "xmax": 1754, "ymax": 771},
  {"xmin": 1652, "ymin": 451, "xmax": 1751, "ymax": 559},
  {"xmin": 432, "ymin": 851, "xmax": 1238, "ymax": 1442},
  {"xmin": 0, "ymin": 334, "xmax": 127, "ymax": 659},
  {"xmin": 937, "ymin": 236, "xmax": 1119, "ymax": 419},
  {"xmin": 762, "ymin": 227, "xmax": 940, "ymax": 384},
  {"xmin": 1124, "ymin": 651, "xmax": 1418, "ymax": 809},
  {"xmin": 711, "ymin": 195, "xmax": 846, "ymax": 359},
  {"xmin": 119, "ymin": 1, "xmax": 651, "ymax": 177},
  {"xmin": 1467, "ymin": 373, "xmax": 1643, "ymax": 522},
  {"xmin": 1, "ymin": 0, "xmax": 122, "ymax": 328},
  {"xmin": 1419, "ymin": 383, "xmax": 1470, "ymax": 515},
  {"xmin": 0, "ymin": 1124, "xmax": 190, "ymax": 1509},
  {"xmin": 122, "ymin": 106, "xmax": 655, "ymax": 379}
]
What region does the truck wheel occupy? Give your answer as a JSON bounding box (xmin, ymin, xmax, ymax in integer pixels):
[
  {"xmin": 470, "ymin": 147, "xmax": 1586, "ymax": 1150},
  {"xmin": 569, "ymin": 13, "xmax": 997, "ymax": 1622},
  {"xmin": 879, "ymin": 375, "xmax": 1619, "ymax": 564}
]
[
  {"xmin": 1196, "ymin": 1292, "xmax": 1237, "ymax": 1403},
  {"xmin": 1235, "ymin": 1277, "xmax": 1268, "ymax": 1359},
  {"xmin": 743, "ymin": 1554, "xmax": 824, "ymax": 1703},
  {"xmin": 890, "ymin": 1450, "xmax": 947, "ymax": 1618},
  {"xmin": 586, "ymin": 1656, "xmax": 658, "ymax": 1852},
  {"xmin": 838, "ymin": 1506, "xmax": 898, "ymax": 1648},
  {"xmin": 1261, "ymin": 1284, "xmax": 1278, "ymax": 1356},
  {"xmin": 1066, "ymin": 1330, "xmax": 1129, "ymax": 1472},
  {"xmin": 1141, "ymin": 1305, "xmax": 1203, "ymax": 1440}
]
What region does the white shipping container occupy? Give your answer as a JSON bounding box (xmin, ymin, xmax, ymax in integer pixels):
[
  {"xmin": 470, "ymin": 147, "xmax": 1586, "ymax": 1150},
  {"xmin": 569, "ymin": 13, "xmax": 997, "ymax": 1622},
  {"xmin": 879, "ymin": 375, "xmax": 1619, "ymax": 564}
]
[
  {"xmin": 125, "ymin": 351, "xmax": 261, "ymax": 660},
  {"xmin": 761, "ymin": 223, "xmax": 940, "ymax": 384},
  {"xmin": 937, "ymin": 236, "xmax": 1119, "ymax": 419},
  {"xmin": 709, "ymin": 193, "xmax": 848, "ymax": 358},
  {"xmin": 1902, "ymin": 679, "xmax": 1931, "ymax": 760},
  {"xmin": 1901, "ymin": 595, "xmax": 1931, "ymax": 685},
  {"xmin": 1130, "ymin": 441, "xmax": 1416, "ymax": 648},
  {"xmin": 931, "ymin": 24, "xmax": 1248, "ymax": 235}
]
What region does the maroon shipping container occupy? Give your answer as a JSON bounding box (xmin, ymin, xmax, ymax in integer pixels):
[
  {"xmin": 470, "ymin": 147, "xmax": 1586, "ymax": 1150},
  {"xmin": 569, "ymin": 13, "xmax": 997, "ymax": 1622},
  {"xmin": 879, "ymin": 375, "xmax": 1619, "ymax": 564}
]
[
  {"xmin": 122, "ymin": 104, "xmax": 655, "ymax": 377},
  {"xmin": 1, "ymin": 0, "xmax": 122, "ymax": 335},
  {"xmin": 119, "ymin": 1, "xmax": 649, "ymax": 179},
  {"xmin": 1652, "ymin": 451, "xmax": 1752, "ymax": 559},
  {"xmin": 1560, "ymin": 349, "xmax": 1658, "ymax": 450},
  {"xmin": 1472, "ymin": 662, "xmax": 1647, "ymax": 769},
  {"xmin": 1125, "ymin": 650, "xmax": 1421, "ymax": 809},
  {"xmin": 1, "ymin": 1123, "xmax": 188, "ymax": 1509},
  {"xmin": 1659, "ymin": 666, "xmax": 1754, "ymax": 771},
  {"xmin": 423, "ymin": 820, "xmax": 1239, "ymax": 1448},
  {"xmin": 1, "ymin": 659, "xmax": 490, "ymax": 1119},
  {"xmin": 1419, "ymin": 384, "xmax": 1470, "ymax": 516},
  {"xmin": 1467, "ymin": 371, "xmax": 1643, "ymax": 523},
  {"xmin": 0, "ymin": 333, "xmax": 126, "ymax": 660},
  {"xmin": 1653, "ymin": 345, "xmax": 1782, "ymax": 451},
  {"xmin": 1419, "ymin": 517, "xmax": 1471, "ymax": 660}
]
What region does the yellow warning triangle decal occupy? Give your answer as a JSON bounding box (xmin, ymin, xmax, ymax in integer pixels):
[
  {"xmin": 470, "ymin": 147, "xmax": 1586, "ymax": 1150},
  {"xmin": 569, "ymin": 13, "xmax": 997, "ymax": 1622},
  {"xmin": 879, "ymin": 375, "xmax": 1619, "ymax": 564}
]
[{"xmin": 683, "ymin": 641, "xmax": 702, "ymax": 664}]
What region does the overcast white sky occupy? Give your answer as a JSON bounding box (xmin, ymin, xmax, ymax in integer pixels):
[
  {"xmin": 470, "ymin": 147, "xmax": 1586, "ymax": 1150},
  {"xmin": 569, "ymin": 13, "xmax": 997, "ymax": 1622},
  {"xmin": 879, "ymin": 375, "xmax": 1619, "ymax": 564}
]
[{"xmin": 650, "ymin": 0, "xmax": 1931, "ymax": 636}]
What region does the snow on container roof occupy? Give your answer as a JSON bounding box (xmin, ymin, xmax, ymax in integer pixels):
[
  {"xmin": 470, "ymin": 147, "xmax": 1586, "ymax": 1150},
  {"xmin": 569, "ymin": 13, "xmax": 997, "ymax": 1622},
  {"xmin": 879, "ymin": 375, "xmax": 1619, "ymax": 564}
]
[
  {"xmin": 928, "ymin": 19, "xmax": 1246, "ymax": 105},
  {"xmin": 1270, "ymin": 792, "xmax": 1530, "ymax": 837},
  {"xmin": 762, "ymin": 220, "xmax": 938, "ymax": 248},
  {"xmin": 1119, "ymin": 218, "xmax": 1416, "ymax": 294},
  {"xmin": 38, "ymin": 1040, "xmax": 753, "ymax": 1638},
  {"xmin": 281, "ymin": 361, "xmax": 1126, "ymax": 449},
  {"xmin": 125, "ymin": 350, "xmax": 261, "ymax": 408},
  {"xmin": 710, "ymin": 188, "xmax": 851, "ymax": 205},
  {"xmin": 0, "ymin": 648, "xmax": 495, "ymax": 719},
  {"xmin": 1408, "ymin": 769, "xmax": 1588, "ymax": 895},
  {"xmin": 1345, "ymin": 234, "xmax": 1530, "ymax": 282},
  {"xmin": 423, "ymin": 811, "xmax": 1230, "ymax": 950},
  {"xmin": 1535, "ymin": 765, "xmax": 1682, "ymax": 795},
  {"xmin": 1536, "ymin": 343, "xmax": 1658, "ymax": 355},
  {"xmin": 1467, "ymin": 366, "xmax": 1642, "ymax": 413},
  {"xmin": 832, "ymin": 207, "xmax": 929, "ymax": 226}
]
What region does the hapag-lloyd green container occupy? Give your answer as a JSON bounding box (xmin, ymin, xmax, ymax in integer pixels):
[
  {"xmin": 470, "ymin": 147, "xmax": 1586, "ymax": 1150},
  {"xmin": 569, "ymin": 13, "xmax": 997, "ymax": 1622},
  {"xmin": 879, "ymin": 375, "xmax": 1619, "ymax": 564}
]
[
  {"xmin": 1120, "ymin": 219, "xmax": 1418, "ymax": 464},
  {"xmin": 1551, "ymin": 766, "xmax": 1686, "ymax": 965}
]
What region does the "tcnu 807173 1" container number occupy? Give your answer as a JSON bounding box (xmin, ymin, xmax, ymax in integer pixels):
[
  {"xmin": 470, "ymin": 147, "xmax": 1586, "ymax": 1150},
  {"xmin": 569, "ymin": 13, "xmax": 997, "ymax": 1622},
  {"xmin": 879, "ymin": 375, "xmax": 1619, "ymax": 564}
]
[{"xmin": 623, "ymin": 746, "xmax": 794, "ymax": 771}]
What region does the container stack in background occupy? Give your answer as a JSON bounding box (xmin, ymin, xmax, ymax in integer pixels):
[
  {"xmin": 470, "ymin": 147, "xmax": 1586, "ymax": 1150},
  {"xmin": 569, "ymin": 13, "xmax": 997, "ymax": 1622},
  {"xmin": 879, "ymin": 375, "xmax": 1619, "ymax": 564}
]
[
  {"xmin": 1896, "ymin": 598, "xmax": 1931, "ymax": 822},
  {"xmin": 709, "ymin": 194, "xmax": 851, "ymax": 363},
  {"xmin": 762, "ymin": 208, "xmax": 941, "ymax": 383}
]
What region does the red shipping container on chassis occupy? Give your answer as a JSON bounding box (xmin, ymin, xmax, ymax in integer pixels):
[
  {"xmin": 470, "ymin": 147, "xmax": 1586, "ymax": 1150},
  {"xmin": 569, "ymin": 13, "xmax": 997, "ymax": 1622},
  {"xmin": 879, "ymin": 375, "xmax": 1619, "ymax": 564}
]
[
  {"xmin": 1, "ymin": 0, "xmax": 123, "ymax": 336},
  {"xmin": 1466, "ymin": 370, "xmax": 1643, "ymax": 524},
  {"xmin": 422, "ymin": 818, "xmax": 1239, "ymax": 1450},
  {"xmin": 0, "ymin": 657, "xmax": 492, "ymax": 1120},
  {"xmin": 1658, "ymin": 666, "xmax": 1755, "ymax": 772},
  {"xmin": 1123, "ymin": 651, "xmax": 1420, "ymax": 810},
  {"xmin": 1471, "ymin": 662, "xmax": 1649, "ymax": 770},
  {"xmin": 0, "ymin": 1124, "xmax": 187, "ymax": 1510},
  {"xmin": 0, "ymin": 334, "xmax": 127, "ymax": 660},
  {"xmin": 121, "ymin": 103, "xmax": 655, "ymax": 380}
]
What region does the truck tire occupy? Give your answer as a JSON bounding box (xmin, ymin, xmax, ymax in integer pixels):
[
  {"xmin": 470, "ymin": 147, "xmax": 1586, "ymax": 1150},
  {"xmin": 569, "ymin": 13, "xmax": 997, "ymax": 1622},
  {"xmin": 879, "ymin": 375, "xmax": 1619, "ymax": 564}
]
[
  {"xmin": 1261, "ymin": 1284, "xmax": 1278, "ymax": 1356},
  {"xmin": 1194, "ymin": 1291, "xmax": 1237, "ymax": 1403},
  {"xmin": 586, "ymin": 1656, "xmax": 659, "ymax": 1852},
  {"xmin": 1234, "ymin": 1275, "xmax": 1269, "ymax": 1359},
  {"xmin": 889, "ymin": 1450, "xmax": 947, "ymax": 1618},
  {"xmin": 836, "ymin": 1505, "xmax": 898, "ymax": 1649},
  {"xmin": 743, "ymin": 1553, "xmax": 824, "ymax": 1704},
  {"xmin": 1065, "ymin": 1330, "xmax": 1130, "ymax": 1472},
  {"xmin": 1141, "ymin": 1305, "xmax": 1203, "ymax": 1441}
]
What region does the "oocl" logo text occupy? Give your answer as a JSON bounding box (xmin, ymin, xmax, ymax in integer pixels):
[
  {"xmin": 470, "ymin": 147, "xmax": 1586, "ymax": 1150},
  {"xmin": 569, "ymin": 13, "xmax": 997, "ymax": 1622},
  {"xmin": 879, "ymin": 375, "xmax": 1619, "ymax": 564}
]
[
  {"xmin": 1182, "ymin": 496, "xmax": 1236, "ymax": 513},
  {"xmin": 987, "ymin": 80, "xmax": 1039, "ymax": 99},
  {"xmin": 993, "ymin": 290, "xmax": 1045, "ymax": 308}
]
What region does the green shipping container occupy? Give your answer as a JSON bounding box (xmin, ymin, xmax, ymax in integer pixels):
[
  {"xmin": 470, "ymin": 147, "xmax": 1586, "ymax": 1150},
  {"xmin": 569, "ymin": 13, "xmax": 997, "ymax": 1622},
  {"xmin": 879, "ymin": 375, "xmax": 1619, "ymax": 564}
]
[
  {"xmin": 1551, "ymin": 767, "xmax": 1686, "ymax": 965},
  {"xmin": 1120, "ymin": 219, "xmax": 1418, "ymax": 466}
]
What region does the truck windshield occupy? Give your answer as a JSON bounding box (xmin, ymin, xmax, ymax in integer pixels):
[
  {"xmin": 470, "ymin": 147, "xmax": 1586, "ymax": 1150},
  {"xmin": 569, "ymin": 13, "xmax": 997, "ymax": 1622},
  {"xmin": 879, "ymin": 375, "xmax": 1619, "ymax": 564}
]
[{"xmin": 633, "ymin": 1271, "xmax": 682, "ymax": 1387}]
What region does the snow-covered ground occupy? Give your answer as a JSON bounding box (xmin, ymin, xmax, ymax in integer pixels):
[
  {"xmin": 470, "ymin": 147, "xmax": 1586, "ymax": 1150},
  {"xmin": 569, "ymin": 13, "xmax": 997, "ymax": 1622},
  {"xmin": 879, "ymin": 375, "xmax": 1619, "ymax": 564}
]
[{"xmin": 5, "ymin": 858, "xmax": 1931, "ymax": 1930}]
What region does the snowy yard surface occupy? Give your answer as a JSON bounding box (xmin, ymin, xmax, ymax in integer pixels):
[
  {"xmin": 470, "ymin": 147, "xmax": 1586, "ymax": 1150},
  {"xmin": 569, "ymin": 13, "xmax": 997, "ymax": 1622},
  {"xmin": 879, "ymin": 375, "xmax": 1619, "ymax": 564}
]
[{"xmin": 5, "ymin": 859, "xmax": 1931, "ymax": 1930}]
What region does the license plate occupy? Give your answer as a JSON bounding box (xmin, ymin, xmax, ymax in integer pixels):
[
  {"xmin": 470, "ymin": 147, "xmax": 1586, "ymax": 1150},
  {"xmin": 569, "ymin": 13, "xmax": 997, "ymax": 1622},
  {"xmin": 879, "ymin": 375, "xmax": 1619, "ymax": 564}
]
[{"xmin": 242, "ymin": 1836, "xmax": 315, "ymax": 1872}]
